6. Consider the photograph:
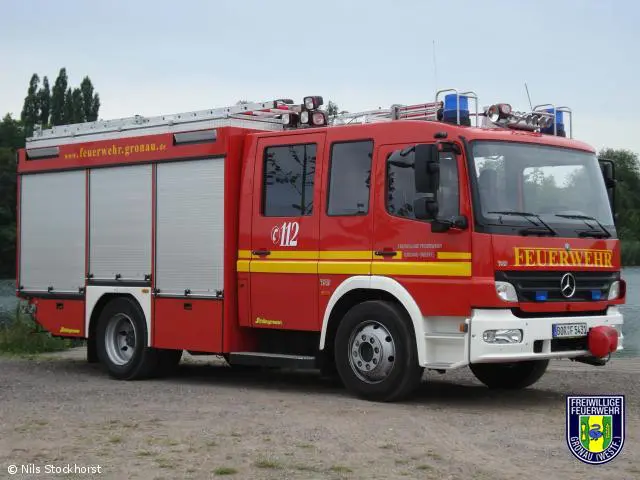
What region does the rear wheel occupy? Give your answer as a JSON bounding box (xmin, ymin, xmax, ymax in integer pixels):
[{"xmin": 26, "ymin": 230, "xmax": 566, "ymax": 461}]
[
  {"xmin": 96, "ymin": 297, "xmax": 159, "ymax": 380},
  {"xmin": 334, "ymin": 300, "xmax": 423, "ymax": 402},
  {"xmin": 470, "ymin": 360, "xmax": 549, "ymax": 389}
]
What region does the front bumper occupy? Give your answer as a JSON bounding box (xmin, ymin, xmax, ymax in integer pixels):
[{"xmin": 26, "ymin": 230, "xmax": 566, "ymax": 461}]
[{"xmin": 469, "ymin": 306, "xmax": 623, "ymax": 363}]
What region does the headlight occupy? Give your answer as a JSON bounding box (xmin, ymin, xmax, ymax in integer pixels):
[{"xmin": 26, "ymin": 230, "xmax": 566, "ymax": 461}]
[
  {"xmin": 495, "ymin": 281, "xmax": 518, "ymax": 302},
  {"xmin": 483, "ymin": 329, "xmax": 523, "ymax": 344},
  {"xmin": 608, "ymin": 281, "xmax": 620, "ymax": 300}
]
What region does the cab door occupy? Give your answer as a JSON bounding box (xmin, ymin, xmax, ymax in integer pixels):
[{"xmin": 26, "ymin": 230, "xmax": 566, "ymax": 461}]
[
  {"xmin": 249, "ymin": 133, "xmax": 325, "ymax": 331},
  {"xmin": 372, "ymin": 142, "xmax": 472, "ymax": 317}
]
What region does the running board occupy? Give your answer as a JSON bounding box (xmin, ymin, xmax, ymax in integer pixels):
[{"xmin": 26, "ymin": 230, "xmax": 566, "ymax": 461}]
[{"xmin": 228, "ymin": 352, "xmax": 317, "ymax": 369}]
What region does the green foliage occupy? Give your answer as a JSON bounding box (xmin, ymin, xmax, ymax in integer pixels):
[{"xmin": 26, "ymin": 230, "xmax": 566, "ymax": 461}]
[
  {"xmin": 599, "ymin": 148, "xmax": 640, "ymax": 242},
  {"xmin": 20, "ymin": 74, "xmax": 41, "ymax": 138},
  {"xmin": 621, "ymin": 240, "xmax": 640, "ymax": 266},
  {"xmin": 0, "ymin": 114, "xmax": 25, "ymax": 149},
  {"xmin": 0, "ymin": 147, "xmax": 17, "ymax": 277},
  {"xmin": 0, "ymin": 308, "xmax": 72, "ymax": 355},
  {"xmin": 21, "ymin": 68, "xmax": 100, "ymax": 133},
  {"xmin": 50, "ymin": 68, "xmax": 68, "ymax": 126},
  {"xmin": 38, "ymin": 76, "xmax": 51, "ymax": 127},
  {"xmin": 80, "ymin": 76, "xmax": 100, "ymax": 122}
]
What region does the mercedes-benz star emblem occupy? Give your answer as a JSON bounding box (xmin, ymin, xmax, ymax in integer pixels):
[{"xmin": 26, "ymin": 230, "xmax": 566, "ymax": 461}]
[
  {"xmin": 560, "ymin": 273, "xmax": 576, "ymax": 298},
  {"xmin": 564, "ymin": 243, "xmax": 571, "ymax": 252}
]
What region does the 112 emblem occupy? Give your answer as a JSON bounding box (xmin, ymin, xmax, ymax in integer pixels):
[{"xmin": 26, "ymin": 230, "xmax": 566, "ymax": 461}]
[{"xmin": 271, "ymin": 221, "xmax": 299, "ymax": 247}]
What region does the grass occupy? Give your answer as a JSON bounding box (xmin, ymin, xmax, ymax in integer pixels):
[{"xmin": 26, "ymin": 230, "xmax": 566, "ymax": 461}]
[
  {"xmin": 0, "ymin": 308, "xmax": 72, "ymax": 355},
  {"xmin": 214, "ymin": 467, "xmax": 238, "ymax": 476},
  {"xmin": 254, "ymin": 458, "xmax": 283, "ymax": 470},
  {"xmin": 329, "ymin": 466, "xmax": 353, "ymax": 474}
]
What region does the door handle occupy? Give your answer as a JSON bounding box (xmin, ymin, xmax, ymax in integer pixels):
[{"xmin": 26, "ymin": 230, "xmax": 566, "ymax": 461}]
[
  {"xmin": 252, "ymin": 249, "xmax": 271, "ymax": 256},
  {"xmin": 375, "ymin": 250, "xmax": 398, "ymax": 257}
]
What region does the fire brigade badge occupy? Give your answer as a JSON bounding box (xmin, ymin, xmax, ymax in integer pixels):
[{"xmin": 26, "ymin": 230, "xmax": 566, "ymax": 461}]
[{"xmin": 566, "ymin": 395, "xmax": 625, "ymax": 465}]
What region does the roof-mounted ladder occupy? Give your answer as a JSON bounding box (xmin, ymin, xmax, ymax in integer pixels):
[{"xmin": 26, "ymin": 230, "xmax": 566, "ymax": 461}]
[{"xmin": 27, "ymin": 99, "xmax": 296, "ymax": 148}]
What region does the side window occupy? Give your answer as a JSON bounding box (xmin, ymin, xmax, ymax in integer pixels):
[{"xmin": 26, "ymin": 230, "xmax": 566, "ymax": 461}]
[
  {"xmin": 263, "ymin": 143, "xmax": 316, "ymax": 217},
  {"xmin": 327, "ymin": 140, "xmax": 373, "ymax": 216},
  {"xmin": 386, "ymin": 148, "xmax": 459, "ymax": 220}
]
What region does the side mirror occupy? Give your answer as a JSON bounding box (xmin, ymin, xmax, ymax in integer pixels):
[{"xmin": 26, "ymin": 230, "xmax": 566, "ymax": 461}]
[
  {"xmin": 598, "ymin": 158, "xmax": 616, "ymax": 216},
  {"xmin": 413, "ymin": 196, "xmax": 438, "ymax": 221},
  {"xmin": 414, "ymin": 144, "xmax": 440, "ymax": 194}
]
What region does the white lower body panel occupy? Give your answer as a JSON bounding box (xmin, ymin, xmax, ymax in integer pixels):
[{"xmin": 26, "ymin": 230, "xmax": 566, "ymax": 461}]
[
  {"xmin": 468, "ymin": 306, "xmax": 623, "ymax": 364},
  {"xmin": 421, "ymin": 307, "xmax": 624, "ymax": 369},
  {"xmin": 85, "ymin": 286, "xmax": 152, "ymax": 345}
]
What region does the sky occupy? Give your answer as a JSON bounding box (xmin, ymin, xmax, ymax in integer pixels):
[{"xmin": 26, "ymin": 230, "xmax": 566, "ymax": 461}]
[{"xmin": 1, "ymin": 0, "xmax": 639, "ymax": 154}]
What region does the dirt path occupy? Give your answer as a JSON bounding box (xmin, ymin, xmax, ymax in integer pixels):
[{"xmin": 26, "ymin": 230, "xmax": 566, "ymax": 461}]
[{"xmin": 0, "ymin": 350, "xmax": 638, "ymax": 480}]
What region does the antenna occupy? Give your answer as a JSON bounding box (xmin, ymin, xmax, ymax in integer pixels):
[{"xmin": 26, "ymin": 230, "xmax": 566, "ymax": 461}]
[
  {"xmin": 432, "ymin": 40, "xmax": 438, "ymax": 91},
  {"xmin": 524, "ymin": 82, "xmax": 533, "ymax": 110}
]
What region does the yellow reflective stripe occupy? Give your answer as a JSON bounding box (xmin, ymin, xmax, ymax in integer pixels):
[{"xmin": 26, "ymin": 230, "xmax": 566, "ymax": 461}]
[
  {"xmin": 237, "ymin": 260, "xmax": 250, "ymax": 272},
  {"xmin": 437, "ymin": 251, "xmax": 472, "ymax": 260},
  {"xmin": 319, "ymin": 251, "xmax": 374, "ymax": 260},
  {"xmin": 371, "ymin": 261, "xmax": 471, "ymax": 277},
  {"xmin": 240, "ymin": 259, "xmax": 470, "ymax": 276},
  {"xmin": 250, "ymin": 260, "xmax": 317, "ymax": 274},
  {"xmin": 266, "ymin": 251, "xmax": 319, "ymax": 259},
  {"xmin": 318, "ymin": 261, "xmax": 372, "ymax": 275},
  {"xmin": 238, "ymin": 250, "xmax": 252, "ymax": 259}
]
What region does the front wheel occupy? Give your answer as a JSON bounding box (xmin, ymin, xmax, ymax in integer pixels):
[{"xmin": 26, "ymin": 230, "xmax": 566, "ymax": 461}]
[
  {"xmin": 469, "ymin": 359, "xmax": 549, "ymax": 389},
  {"xmin": 334, "ymin": 300, "xmax": 424, "ymax": 402}
]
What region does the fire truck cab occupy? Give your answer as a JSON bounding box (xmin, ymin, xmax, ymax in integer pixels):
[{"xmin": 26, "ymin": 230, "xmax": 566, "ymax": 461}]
[{"xmin": 16, "ymin": 89, "xmax": 625, "ymax": 402}]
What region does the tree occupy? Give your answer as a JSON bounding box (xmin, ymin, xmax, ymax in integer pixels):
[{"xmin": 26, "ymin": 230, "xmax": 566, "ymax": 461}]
[
  {"xmin": 0, "ymin": 114, "xmax": 25, "ymax": 149},
  {"xmin": 598, "ymin": 148, "xmax": 640, "ymax": 240},
  {"xmin": 20, "ymin": 74, "xmax": 40, "ymax": 137},
  {"xmin": 0, "ymin": 115, "xmax": 23, "ymax": 277},
  {"xmin": 80, "ymin": 77, "xmax": 100, "ymax": 122},
  {"xmin": 71, "ymin": 88, "xmax": 84, "ymax": 123},
  {"xmin": 50, "ymin": 68, "xmax": 68, "ymax": 126},
  {"xmin": 63, "ymin": 88, "xmax": 74, "ymax": 125},
  {"xmin": 37, "ymin": 76, "xmax": 51, "ymax": 128}
]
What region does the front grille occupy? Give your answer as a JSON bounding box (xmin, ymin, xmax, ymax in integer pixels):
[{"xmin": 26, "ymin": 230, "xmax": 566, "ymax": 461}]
[{"xmin": 496, "ymin": 270, "xmax": 619, "ymax": 303}]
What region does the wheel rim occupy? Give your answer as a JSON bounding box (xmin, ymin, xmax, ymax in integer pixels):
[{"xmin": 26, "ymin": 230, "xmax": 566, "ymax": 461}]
[
  {"xmin": 347, "ymin": 320, "xmax": 396, "ymax": 384},
  {"xmin": 104, "ymin": 314, "xmax": 137, "ymax": 366}
]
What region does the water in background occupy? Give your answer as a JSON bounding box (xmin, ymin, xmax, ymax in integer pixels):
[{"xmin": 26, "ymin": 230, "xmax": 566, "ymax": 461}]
[
  {"xmin": 0, "ymin": 279, "xmax": 17, "ymax": 325},
  {"xmin": 619, "ymin": 267, "xmax": 640, "ymax": 357},
  {"xmin": 1, "ymin": 270, "xmax": 639, "ymax": 356}
]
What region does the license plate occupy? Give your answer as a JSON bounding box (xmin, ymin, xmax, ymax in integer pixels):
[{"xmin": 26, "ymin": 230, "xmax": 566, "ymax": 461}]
[{"xmin": 552, "ymin": 323, "xmax": 588, "ymax": 338}]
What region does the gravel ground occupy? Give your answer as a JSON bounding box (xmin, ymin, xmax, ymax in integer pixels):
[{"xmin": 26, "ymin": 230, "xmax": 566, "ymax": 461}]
[{"xmin": 0, "ymin": 349, "xmax": 638, "ymax": 480}]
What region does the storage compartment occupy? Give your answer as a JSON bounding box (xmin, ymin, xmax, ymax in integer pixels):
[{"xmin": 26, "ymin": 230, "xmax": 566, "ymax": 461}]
[
  {"xmin": 19, "ymin": 171, "xmax": 86, "ymax": 293},
  {"xmin": 89, "ymin": 164, "xmax": 152, "ymax": 281},
  {"xmin": 153, "ymin": 297, "xmax": 223, "ymax": 352},
  {"xmin": 32, "ymin": 298, "xmax": 85, "ymax": 337},
  {"xmin": 155, "ymin": 158, "xmax": 225, "ymax": 296}
]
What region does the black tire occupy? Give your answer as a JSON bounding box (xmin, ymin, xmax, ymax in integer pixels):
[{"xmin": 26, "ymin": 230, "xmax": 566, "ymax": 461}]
[
  {"xmin": 96, "ymin": 297, "xmax": 159, "ymax": 380},
  {"xmin": 334, "ymin": 300, "xmax": 424, "ymax": 402},
  {"xmin": 469, "ymin": 359, "xmax": 549, "ymax": 389}
]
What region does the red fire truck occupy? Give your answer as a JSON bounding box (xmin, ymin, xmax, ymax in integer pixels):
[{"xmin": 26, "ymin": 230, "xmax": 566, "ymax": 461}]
[{"xmin": 16, "ymin": 89, "xmax": 625, "ymax": 401}]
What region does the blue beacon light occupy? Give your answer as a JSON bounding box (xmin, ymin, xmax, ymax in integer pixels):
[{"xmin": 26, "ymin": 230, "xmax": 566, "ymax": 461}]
[
  {"xmin": 442, "ymin": 94, "xmax": 471, "ymax": 126},
  {"xmin": 541, "ymin": 108, "xmax": 566, "ymax": 137}
]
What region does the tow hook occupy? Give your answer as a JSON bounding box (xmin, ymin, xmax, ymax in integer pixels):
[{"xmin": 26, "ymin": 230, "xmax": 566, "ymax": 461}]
[{"xmin": 571, "ymin": 354, "xmax": 610, "ymax": 367}]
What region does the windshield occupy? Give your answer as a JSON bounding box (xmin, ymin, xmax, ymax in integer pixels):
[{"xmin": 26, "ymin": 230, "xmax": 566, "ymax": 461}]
[{"xmin": 470, "ymin": 141, "xmax": 616, "ymax": 237}]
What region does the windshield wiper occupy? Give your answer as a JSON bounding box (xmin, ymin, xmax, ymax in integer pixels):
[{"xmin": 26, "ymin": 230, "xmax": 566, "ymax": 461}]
[
  {"xmin": 554, "ymin": 214, "xmax": 612, "ymax": 238},
  {"xmin": 487, "ymin": 210, "xmax": 558, "ymax": 236}
]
